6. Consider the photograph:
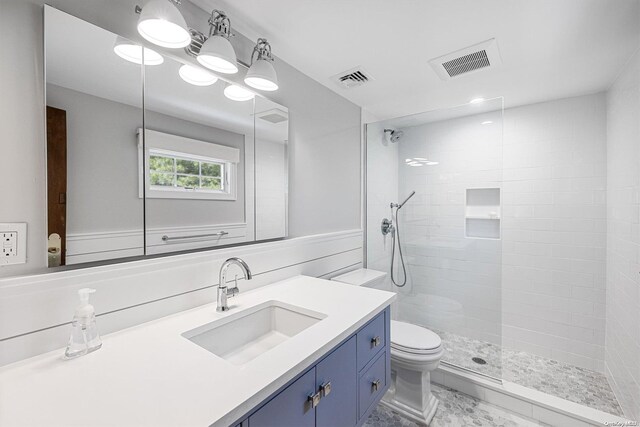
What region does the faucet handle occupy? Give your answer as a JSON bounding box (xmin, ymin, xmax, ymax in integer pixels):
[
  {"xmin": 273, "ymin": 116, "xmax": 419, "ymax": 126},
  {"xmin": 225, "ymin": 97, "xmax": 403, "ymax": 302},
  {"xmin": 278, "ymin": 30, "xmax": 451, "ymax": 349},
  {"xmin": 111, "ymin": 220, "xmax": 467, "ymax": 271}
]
[{"xmin": 228, "ymin": 275, "xmax": 240, "ymax": 298}]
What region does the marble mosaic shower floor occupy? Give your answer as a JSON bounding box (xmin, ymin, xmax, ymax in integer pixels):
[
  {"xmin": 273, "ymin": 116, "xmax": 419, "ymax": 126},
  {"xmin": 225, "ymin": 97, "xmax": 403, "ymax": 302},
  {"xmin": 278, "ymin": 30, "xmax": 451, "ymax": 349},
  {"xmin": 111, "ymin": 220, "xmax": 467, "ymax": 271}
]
[
  {"xmin": 365, "ymin": 384, "xmax": 546, "ymax": 427},
  {"xmin": 434, "ymin": 329, "xmax": 623, "ymax": 416}
]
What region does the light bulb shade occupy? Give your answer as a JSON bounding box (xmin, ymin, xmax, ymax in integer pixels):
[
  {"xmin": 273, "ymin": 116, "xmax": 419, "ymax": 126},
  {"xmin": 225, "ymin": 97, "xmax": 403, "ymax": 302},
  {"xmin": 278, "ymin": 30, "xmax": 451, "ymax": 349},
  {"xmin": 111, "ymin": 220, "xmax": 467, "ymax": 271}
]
[
  {"xmin": 137, "ymin": 0, "xmax": 191, "ymax": 48},
  {"xmin": 113, "ymin": 37, "xmax": 164, "ymax": 65},
  {"xmin": 197, "ymin": 35, "xmax": 238, "ymax": 74},
  {"xmin": 244, "ymin": 58, "xmax": 278, "ymax": 91},
  {"xmin": 178, "ymin": 64, "xmax": 218, "ymax": 86},
  {"xmin": 224, "ymin": 84, "xmax": 255, "ymax": 101}
]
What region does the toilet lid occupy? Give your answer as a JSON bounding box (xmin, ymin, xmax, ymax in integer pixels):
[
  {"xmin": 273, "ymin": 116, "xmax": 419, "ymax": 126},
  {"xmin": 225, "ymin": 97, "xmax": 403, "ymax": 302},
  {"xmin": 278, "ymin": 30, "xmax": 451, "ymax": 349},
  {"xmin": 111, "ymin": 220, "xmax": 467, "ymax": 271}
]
[{"xmin": 391, "ymin": 321, "xmax": 442, "ymax": 354}]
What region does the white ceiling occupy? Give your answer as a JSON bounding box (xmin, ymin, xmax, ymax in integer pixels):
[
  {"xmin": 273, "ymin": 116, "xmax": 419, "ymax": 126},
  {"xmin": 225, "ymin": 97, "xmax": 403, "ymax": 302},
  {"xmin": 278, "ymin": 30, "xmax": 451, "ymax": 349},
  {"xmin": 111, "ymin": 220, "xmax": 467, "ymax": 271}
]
[{"xmin": 192, "ymin": 0, "xmax": 640, "ymax": 121}]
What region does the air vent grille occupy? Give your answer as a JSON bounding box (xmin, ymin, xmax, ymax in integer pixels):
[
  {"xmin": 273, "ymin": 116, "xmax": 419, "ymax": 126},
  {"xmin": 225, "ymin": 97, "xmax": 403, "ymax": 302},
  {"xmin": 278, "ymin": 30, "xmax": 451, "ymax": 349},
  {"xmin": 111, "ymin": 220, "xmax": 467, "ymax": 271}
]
[
  {"xmin": 331, "ymin": 67, "xmax": 373, "ymax": 89},
  {"xmin": 256, "ymin": 108, "xmax": 289, "ymax": 124},
  {"xmin": 442, "ymin": 50, "xmax": 490, "ymax": 77},
  {"xmin": 428, "ymin": 39, "xmax": 502, "ymax": 81}
]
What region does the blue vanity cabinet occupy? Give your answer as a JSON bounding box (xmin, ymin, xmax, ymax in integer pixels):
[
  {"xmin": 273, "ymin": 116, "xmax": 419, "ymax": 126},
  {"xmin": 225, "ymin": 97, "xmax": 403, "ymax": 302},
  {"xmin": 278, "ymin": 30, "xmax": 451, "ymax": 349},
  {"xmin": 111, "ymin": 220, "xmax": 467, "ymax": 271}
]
[
  {"xmin": 315, "ymin": 336, "xmax": 357, "ymax": 427},
  {"xmin": 241, "ymin": 306, "xmax": 390, "ymax": 427},
  {"xmin": 248, "ymin": 368, "xmax": 316, "ymax": 427}
]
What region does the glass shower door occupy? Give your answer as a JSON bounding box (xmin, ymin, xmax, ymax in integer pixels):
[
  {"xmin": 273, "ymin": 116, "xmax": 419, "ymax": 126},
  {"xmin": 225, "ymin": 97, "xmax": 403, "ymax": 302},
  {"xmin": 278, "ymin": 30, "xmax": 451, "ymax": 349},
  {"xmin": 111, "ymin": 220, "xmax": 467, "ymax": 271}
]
[{"xmin": 365, "ymin": 98, "xmax": 504, "ymax": 380}]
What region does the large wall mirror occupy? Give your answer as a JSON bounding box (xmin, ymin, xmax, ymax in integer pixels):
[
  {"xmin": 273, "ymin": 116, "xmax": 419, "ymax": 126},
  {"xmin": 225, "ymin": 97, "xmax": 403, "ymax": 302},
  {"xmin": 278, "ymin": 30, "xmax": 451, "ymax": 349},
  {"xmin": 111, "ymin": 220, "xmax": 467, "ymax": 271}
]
[{"xmin": 44, "ymin": 6, "xmax": 288, "ymax": 269}]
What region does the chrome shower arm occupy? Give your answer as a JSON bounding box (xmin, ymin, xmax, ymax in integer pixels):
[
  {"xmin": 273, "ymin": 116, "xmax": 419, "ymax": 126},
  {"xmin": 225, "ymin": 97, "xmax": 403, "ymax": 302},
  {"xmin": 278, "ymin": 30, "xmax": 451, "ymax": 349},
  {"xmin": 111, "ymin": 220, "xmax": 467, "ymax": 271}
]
[{"xmin": 391, "ymin": 190, "xmax": 416, "ymax": 209}]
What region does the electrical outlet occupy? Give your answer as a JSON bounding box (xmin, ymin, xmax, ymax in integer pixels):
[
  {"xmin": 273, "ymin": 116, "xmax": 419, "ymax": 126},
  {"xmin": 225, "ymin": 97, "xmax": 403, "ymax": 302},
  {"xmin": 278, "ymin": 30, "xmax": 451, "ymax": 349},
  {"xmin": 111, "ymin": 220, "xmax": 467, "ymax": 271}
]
[
  {"xmin": 0, "ymin": 223, "xmax": 27, "ymax": 266},
  {"xmin": 2, "ymin": 232, "xmax": 18, "ymax": 257}
]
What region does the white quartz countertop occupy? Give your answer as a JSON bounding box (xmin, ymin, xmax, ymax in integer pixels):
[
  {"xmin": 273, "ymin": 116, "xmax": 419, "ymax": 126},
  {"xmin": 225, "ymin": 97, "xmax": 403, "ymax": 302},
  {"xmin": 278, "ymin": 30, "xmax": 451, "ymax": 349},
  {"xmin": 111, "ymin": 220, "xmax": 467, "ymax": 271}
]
[{"xmin": 0, "ymin": 275, "xmax": 395, "ymax": 427}]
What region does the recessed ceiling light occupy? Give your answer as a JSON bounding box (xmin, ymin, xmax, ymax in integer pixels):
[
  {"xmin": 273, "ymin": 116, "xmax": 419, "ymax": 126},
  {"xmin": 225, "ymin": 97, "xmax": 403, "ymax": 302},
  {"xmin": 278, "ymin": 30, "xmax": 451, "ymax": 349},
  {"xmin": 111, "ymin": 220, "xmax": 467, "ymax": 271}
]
[
  {"xmin": 481, "ymin": 120, "xmax": 493, "ymax": 125},
  {"xmin": 178, "ymin": 64, "xmax": 218, "ymax": 86},
  {"xmin": 470, "ymin": 97, "xmax": 485, "ymax": 104},
  {"xmin": 224, "ymin": 84, "xmax": 255, "ymax": 101}
]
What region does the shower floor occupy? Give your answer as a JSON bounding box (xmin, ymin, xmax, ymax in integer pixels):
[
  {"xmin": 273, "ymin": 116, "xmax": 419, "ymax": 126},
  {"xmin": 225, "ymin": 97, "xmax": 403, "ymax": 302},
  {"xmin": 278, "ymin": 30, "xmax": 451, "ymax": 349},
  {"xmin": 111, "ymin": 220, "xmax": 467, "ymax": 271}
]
[{"xmin": 433, "ymin": 329, "xmax": 624, "ymax": 417}]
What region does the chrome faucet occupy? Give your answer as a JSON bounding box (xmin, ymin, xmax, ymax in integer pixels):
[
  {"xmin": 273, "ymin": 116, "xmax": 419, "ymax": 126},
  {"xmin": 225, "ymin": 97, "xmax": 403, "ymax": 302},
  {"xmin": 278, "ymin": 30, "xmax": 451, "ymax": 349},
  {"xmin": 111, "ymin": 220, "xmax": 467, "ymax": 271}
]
[{"xmin": 217, "ymin": 257, "xmax": 252, "ymax": 312}]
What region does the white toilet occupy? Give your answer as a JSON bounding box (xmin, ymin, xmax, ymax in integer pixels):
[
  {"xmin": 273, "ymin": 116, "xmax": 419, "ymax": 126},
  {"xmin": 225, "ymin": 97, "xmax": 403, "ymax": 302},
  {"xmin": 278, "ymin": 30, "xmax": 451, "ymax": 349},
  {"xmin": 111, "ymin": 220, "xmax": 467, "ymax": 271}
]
[{"xmin": 331, "ymin": 269, "xmax": 444, "ymax": 426}]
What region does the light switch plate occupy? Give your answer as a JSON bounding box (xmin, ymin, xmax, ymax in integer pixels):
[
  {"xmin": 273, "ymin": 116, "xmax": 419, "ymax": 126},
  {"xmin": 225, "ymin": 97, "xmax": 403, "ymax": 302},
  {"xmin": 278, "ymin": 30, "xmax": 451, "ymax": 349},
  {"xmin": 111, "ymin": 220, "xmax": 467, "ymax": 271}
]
[{"xmin": 0, "ymin": 223, "xmax": 27, "ymax": 266}]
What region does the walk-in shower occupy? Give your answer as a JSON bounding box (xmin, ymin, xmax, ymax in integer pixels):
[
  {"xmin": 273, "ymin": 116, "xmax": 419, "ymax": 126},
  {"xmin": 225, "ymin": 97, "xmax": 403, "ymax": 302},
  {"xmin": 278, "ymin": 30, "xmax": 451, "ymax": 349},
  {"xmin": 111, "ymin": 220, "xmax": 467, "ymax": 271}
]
[{"xmin": 365, "ymin": 95, "xmax": 627, "ymax": 419}]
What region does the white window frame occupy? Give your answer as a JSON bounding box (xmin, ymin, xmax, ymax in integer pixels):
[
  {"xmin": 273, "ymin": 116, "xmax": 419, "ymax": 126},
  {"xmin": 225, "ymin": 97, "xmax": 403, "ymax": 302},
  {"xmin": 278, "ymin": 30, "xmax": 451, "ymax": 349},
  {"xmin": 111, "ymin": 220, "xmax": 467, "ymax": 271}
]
[{"xmin": 138, "ymin": 129, "xmax": 239, "ymax": 201}]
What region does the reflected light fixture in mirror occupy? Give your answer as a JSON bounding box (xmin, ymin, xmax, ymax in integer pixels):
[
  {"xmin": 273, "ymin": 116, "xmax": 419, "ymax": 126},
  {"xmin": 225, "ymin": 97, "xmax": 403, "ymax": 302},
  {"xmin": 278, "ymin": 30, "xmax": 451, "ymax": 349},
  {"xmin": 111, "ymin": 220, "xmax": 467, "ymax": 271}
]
[
  {"xmin": 224, "ymin": 84, "xmax": 255, "ymax": 101},
  {"xmin": 113, "ymin": 36, "xmax": 164, "ymax": 65},
  {"xmin": 197, "ymin": 10, "xmax": 238, "ymax": 74},
  {"xmin": 469, "ymin": 97, "xmax": 485, "ymax": 104},
  {"xmin": 178, "ymin": 64, "xmax": 218, "ymax": 86},
  {"xmin": 136, "ymin": 0, "xmax": 191, "ymax": 49},
  {"xmin": 245, "ymin": 38, "xmax": 278, "ymax": 91}
]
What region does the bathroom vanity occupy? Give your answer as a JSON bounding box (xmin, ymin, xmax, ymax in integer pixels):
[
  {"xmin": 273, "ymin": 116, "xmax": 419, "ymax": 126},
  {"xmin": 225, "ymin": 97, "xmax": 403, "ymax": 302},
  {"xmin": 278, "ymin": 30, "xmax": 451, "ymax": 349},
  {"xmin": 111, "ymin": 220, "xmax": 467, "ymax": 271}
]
[{"xmin": 0, "ymin": 276, "xmax": 394, "ymax": 426}]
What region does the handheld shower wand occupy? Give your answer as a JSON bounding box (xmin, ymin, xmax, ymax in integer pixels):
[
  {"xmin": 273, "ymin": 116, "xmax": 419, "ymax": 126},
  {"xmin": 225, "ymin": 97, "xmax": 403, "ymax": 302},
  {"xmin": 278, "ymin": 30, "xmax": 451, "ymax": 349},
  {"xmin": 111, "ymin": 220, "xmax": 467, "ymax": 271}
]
[
  {"xmin": 391, "ymin": 190, "xmax": 415, "ymax": 210},
  {"xmin": 381, "ymin": 190, "xmax": 416, "ymax": 287}
]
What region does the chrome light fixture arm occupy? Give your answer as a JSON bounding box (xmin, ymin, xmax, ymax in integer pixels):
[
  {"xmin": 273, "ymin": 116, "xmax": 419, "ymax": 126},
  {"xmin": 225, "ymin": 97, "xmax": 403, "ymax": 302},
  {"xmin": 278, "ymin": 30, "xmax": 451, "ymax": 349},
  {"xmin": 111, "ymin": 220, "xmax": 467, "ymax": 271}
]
[
  {"xmin": 250, "ymin": 38, "xmax": 274, "ymax": 64},
  {"xmin": 208, "ymin": 9, "xmax": 232, "ymax": 39}
]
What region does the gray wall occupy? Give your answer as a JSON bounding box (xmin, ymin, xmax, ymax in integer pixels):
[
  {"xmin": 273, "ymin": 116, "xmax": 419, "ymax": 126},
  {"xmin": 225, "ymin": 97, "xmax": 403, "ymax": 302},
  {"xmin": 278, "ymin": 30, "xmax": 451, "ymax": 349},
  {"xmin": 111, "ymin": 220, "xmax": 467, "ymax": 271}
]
[
  {"xmin": 0, "ymin": 0, "xmax": 361, "ymax": 277},
  {"xmin": 47, "ymin": 83, "xmax": 246, "ymax": 234}
]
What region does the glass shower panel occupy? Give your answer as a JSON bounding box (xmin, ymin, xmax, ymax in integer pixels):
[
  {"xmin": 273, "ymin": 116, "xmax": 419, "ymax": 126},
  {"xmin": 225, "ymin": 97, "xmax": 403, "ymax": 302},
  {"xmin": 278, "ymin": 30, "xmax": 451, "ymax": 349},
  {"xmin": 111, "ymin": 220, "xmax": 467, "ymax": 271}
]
[{"xmin": 366, "ymin": 98, "xmax": 504, "ymax": 379}]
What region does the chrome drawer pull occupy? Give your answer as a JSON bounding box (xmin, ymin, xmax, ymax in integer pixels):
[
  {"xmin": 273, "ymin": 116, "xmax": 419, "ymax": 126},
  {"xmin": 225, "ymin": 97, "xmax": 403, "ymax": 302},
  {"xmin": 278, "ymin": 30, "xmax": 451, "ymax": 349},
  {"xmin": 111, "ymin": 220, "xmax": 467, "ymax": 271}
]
[
  {"xmin": 371, "ymin": 336, "xmax": 381, "ymax": 347},
  {"xmin": 320, "ymin": 381, "xmax": 332, "ymax": 397},
  {"xmin": 308, "ymin": 391, "xmax": 321, "ymax": 408},
  {"xmin": 372, "ymin": 379, "xmax": 381, "ymax": 392}
]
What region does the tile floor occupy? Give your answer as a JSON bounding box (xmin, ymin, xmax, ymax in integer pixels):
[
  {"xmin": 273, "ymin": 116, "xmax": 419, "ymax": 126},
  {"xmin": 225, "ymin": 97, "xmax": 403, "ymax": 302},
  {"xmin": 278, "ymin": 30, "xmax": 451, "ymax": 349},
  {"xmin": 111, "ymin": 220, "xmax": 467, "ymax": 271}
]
[
  {"xmin": 434, "ymin": 329, "xmax": 624, "ymax": 416},
  {"xmin": 364, "ymin": 384, "xmax": 547, "ymax": 427}
]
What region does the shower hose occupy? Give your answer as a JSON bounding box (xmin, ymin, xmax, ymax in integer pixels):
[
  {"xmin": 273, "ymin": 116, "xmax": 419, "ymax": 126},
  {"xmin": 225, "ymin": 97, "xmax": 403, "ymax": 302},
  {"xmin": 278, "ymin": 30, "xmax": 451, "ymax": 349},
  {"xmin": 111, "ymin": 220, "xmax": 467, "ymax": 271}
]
[{"xmin": 390, "ymin": 206, "xmax": 408, "ymax": 287}]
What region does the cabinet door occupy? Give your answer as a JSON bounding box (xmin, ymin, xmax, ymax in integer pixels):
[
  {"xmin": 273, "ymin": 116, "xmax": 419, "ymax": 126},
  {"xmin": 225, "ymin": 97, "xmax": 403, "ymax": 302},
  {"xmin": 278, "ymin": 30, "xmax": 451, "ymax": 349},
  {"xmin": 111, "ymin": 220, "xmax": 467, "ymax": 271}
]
[
  {"xmin": 249, "ymin": 368, "xmax": 316, "ymax": 427},
  {"xmin": 316, "ymin": 336, "xmax": 357, "ymax": 427}
]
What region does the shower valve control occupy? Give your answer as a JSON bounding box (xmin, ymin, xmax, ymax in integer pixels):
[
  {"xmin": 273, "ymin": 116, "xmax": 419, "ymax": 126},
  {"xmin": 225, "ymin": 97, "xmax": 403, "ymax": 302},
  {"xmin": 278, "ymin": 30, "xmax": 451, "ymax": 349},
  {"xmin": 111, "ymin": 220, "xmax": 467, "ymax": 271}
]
[{"xmin": 381, "ymin": 218, "xmax": 394, "ymax": 236}]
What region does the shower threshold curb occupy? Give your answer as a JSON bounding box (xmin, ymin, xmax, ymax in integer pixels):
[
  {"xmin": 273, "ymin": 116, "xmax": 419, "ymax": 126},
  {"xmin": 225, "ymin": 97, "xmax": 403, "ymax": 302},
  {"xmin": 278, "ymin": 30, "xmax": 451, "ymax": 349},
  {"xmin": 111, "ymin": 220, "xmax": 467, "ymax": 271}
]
[{"xmin": 432, "ymin": 363, "xmax": 633, "ymax": 426}]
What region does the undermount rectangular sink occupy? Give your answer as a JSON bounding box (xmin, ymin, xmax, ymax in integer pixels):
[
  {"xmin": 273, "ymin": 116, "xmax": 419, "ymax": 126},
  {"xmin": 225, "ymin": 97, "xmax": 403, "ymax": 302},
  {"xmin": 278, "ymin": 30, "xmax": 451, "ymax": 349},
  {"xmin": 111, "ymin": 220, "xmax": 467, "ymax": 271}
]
[{"xmin": 182, "ymin": 300, "xmax": 327, "ymax": 365}]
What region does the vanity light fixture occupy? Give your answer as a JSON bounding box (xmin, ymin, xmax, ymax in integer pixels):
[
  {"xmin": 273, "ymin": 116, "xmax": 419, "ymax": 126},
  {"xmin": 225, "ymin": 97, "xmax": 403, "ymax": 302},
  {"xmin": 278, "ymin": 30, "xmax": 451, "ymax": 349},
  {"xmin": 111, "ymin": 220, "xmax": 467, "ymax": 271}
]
[
  {"xmin": 113, "ymin": 37, "xmax": 164, "ymax": 65},
  {"xmin": 245, "ymin": 38, "xmax": 278, "ymax": 91},
  {"xmin": 197, "ymin": 10, "xmax": 238, "ymax": 74},
  {"xmin": 178, "ymin": 64, "xmax": 218, "ymax": 86},
  {"xmin": 135, "ymin": 0, "xmax": 191, "ymax": 49},
  {"xmin": 224, "ymin": 84, "xmax": 255, "ymax": 101}
]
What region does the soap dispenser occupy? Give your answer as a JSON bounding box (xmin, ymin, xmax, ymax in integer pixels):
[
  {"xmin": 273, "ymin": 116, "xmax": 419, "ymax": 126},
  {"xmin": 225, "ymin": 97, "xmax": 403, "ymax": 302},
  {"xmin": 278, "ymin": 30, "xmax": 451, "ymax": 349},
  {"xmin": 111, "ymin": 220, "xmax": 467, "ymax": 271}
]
[{"xmin": 64, "ymin": 288, "xmax": 102, "ymax": 359}]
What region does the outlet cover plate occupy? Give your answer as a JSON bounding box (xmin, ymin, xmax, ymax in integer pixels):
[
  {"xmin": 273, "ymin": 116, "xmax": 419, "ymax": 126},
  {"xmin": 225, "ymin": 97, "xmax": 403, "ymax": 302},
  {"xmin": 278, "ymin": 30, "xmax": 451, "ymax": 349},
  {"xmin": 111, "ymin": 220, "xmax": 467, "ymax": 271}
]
[{"xmin": 0, "ymin": 223, "xmax": 27, "ymax": 266}]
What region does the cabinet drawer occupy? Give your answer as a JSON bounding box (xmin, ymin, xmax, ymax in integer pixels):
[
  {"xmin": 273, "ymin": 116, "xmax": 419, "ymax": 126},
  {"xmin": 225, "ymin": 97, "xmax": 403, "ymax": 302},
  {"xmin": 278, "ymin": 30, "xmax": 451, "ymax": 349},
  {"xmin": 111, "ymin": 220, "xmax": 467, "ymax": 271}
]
[
  {"xmin": 358, "ymin": 352, "xmax": 387, "ymax": 419},
  {"xmin": 356, "ymin": 311, "xmax": 385, "ymax": 370}
]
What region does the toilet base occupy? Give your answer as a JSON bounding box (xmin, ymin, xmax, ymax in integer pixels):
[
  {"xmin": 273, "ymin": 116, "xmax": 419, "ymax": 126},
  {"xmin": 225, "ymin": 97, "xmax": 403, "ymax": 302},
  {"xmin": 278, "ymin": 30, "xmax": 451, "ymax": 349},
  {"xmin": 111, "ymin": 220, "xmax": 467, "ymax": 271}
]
[{"xmin": 380, "ymin": 391, "xmax": 438, "ymax": 426}]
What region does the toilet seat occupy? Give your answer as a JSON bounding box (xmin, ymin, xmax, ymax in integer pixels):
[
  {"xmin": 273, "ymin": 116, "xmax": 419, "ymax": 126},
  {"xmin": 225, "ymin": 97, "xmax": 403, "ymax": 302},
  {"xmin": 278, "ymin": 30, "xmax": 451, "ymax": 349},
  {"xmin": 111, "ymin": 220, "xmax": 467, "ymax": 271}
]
[{"xmin": 391, "ymin": 321, "xmax": 442, "ymax": 355}]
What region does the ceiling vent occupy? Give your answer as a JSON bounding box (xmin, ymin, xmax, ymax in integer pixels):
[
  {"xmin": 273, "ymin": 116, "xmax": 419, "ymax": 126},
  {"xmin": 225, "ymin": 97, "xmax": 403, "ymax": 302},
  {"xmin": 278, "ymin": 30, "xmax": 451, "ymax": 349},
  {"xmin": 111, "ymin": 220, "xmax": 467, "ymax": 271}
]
[
  {"xmin": 331, "ymin": 66, "xmax": 373, "ymax": 89},
  {"xmin": 429, "ymin": 39, "xmax": 502, "ymax": 81},
  {"xmin": 256, "ymin": 108, "xmax": 289, "ymax": 124}
]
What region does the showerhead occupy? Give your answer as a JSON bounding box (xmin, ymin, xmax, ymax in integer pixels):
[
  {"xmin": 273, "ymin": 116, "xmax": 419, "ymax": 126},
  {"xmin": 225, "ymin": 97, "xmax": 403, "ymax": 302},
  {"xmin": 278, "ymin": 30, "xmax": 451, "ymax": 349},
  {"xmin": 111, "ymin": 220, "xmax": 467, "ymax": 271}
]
[{"xmin": 384, "ymin": 128, "xmax": 404, "ymax": 144}]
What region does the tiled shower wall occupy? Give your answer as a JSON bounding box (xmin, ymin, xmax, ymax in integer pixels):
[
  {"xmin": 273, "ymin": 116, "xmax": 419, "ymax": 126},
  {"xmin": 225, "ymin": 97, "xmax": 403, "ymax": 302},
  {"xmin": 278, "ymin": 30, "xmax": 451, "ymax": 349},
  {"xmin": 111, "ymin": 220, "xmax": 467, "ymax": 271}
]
[
  {"xmin": 501, "ymin": 94, "xmax": 608, "ymax": 372},
  {"xmin": 396, "ymin": 107, "xmax": 504, "ymax": 346},
  {"xmin": 605, "ymin": 50, "xmax": 640, "ymax": 420}
]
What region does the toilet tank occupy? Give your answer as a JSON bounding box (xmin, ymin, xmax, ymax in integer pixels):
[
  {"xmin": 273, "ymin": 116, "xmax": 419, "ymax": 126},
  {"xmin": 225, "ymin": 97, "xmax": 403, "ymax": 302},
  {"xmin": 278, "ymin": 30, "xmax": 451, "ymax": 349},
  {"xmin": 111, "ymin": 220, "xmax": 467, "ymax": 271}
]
[{"xmin": 331, "ymin": 268, "xmax": 387, "ymax": 287}]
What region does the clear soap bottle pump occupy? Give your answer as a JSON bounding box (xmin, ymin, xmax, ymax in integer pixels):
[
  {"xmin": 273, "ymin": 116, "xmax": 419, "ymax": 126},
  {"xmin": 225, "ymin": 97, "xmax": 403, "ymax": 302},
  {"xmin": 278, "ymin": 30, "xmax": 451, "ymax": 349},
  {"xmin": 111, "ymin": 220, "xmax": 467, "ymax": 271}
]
[{"xmin": 64, "ymin": 288, "xmax": 102, "ymax": 359}]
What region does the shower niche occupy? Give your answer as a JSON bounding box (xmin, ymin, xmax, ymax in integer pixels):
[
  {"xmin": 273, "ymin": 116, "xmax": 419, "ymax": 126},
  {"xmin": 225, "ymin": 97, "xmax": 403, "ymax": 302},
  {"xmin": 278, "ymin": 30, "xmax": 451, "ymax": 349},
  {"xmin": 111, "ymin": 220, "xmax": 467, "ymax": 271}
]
[{"xmin": 465, "ymin": 188, "xmax": 501, "ymax": 239}]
